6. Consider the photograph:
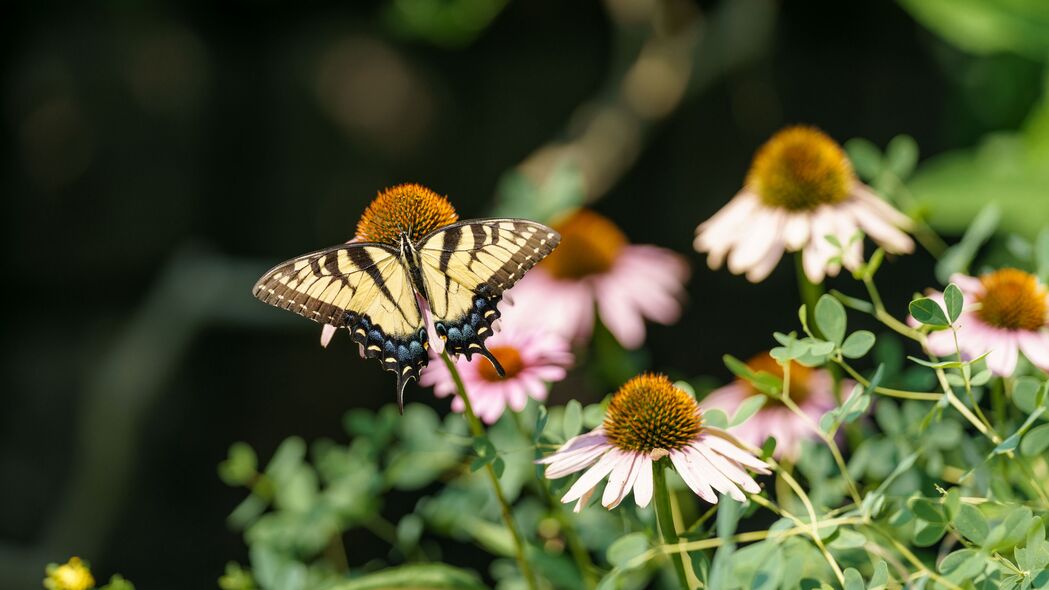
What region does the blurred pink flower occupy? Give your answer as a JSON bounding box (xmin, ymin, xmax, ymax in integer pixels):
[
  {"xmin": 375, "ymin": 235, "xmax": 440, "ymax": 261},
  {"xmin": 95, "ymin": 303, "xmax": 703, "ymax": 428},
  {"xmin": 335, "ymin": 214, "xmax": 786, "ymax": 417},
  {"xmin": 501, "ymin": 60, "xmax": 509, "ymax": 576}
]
[
  {"xmin": 538, "ymin": 374, "xmax": 769, "ymax": 511},
  {"xmin": 920, "ymin": 270, "xmax": 1049, "ymax": 377},
  {"xmin": 509, "ymin": 208, "xmax": 689, "ymax": 349},
  {"xmin": 701, "ymin": 353, "xmax": 841, "ymax": 460},
  {"xmin": 694, "ymin": 126, "xmax": 913, "ymax": 283},
  {"xmin": 420, "ymin": 314, "xmax": 573, "ymax": 424}
]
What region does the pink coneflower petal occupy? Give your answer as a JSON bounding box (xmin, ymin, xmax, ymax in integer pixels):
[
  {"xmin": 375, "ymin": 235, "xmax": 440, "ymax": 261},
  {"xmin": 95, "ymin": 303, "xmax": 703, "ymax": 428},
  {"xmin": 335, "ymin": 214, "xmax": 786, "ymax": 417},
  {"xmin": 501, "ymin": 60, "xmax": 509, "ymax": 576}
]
[
  {"xmin": 986, "ymin": 332, "xmax": 1019, "ymax": 376},
  {"xmin": 783, "ymin": 212, "xmax": 811, "ymax": 250},
  {"xmin": 669, "ymin": 449, "xmax": 718, "ymax": 503},
  {"xmin": 1019, "ymin": 331, "xmax": 1049, "ymax": 369},
  {"xmin": 632, "ymin": 457, "xmax": 654, "ymax": 507},
  {"xmin": 683, "ymin": 445, "xmax": 746, "ymax": 501},
  {"xmin": 701, "ymin": 433, "xmax": 772, "ymax": 474},
  {"xmin": 561, "ymin": 450, "xmax": 621, "ymax": 504},
  {"xmin": 728, "ymin": 209, "xmax": 783, "ymax": 275},
  {"xmin": 692, "ymin": 442, "xmax": 761, "ymax": 494},
  {"xmin": 949, "ymin": 273, "xmax": 985, "ymax": 295},
  {"xmin": 320, "ymin": 323, "xmax": 337, "ymax": 348},
  {"xmin": 844, "ymin": 200, "xmax": 913, "ymax": 254},
  {"xmin": 596, "ymin": 288, "xmax": 648, "ymax": 349},
  {"xmin": 603, "ymin": 452, "xmax": 642, "ymax": 509}
]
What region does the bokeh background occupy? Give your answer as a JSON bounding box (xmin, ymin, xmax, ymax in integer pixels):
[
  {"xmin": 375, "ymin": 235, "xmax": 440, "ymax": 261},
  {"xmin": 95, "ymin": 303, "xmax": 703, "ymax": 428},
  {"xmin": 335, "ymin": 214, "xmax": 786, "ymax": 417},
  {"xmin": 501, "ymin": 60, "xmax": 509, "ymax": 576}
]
[{"xmin": 4, "ymin": 0, "xmax": 1048, "ymax": 587}]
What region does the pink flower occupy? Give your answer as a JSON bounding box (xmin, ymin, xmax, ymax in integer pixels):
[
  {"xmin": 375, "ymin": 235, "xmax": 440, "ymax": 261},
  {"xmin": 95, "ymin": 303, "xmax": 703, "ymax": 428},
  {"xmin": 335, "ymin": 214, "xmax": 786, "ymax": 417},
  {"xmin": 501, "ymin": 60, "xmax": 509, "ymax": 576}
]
[
  {"xmin": 538, "ymin": 374, "xmax": 770, "ymax": 511},
  {"xmin": 701, "ymin": 353, "xmax": 841, "ymax": 459},
  {"xmin": 694, "ymin": 126, "xmax": 913, "ymax": 283},
  {"xmin": 508, "ymin": 208, "xmax": 689, "ymax": 349},
  {"xmin": 920, "ymin": 269, "xmax": 1049, "ymax": 377},
  {"xmin": 420, "ymin": 312, "xmax": 573, "ymax": 424}
]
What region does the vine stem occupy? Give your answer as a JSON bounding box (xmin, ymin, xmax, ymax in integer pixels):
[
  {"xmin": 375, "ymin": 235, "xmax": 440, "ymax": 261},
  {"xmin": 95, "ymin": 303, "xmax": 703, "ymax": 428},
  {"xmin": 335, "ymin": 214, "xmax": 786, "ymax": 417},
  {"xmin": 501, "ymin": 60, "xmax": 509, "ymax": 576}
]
[
  {"xmin": 440, "ymin": 351, "xmax": 539, "ymax": 590},
  {"xmin": 653, "ymin": 461, "xmax": 691, "ymax": 589}
]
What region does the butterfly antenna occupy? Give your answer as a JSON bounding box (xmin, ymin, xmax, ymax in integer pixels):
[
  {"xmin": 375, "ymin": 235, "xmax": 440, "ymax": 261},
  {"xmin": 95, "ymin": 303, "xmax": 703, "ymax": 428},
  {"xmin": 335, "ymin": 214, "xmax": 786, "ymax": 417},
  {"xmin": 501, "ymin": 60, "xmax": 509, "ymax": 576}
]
[{"xmin": 480, "ymin": 348, "xmax": 506, "ymax": 377}]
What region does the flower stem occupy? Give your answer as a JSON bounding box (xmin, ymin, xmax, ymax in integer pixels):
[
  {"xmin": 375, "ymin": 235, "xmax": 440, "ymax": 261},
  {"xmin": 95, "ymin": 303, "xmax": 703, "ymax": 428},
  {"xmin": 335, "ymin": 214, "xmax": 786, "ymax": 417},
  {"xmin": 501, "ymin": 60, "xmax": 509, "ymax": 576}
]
[
  {"xmin": 440, "ymin": 351, "xmax": 539, "ymax": 590},
  {"xmin": 509, "ymin": 412, "xmax": 598, "ymax": 588},
  {"xmin": 652, "ymin": 461, "xmax": 691, "ymax": 589}
]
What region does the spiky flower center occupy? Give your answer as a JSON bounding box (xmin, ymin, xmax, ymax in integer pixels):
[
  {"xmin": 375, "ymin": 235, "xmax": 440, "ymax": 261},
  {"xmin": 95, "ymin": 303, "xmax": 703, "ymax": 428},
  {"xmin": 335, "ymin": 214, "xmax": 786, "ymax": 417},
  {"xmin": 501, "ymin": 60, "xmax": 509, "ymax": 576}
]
[
  {"xmin": 355, "ymin": 183, "xmax": 459, "ymax": 246},
  {"xmin": 747, "ymin": 126, "xmax": 853, "ymax": 211},
  {"xmin": 540, "ymin": 208, "xmax": 627, "ymax": 279},
  {"xmin": 976, "ymin": 269, "xmax": 1048, "ymax": 331},
  {"xmin": 604, "ymin": 374, "xmax": 702, "ymax": 453},
  {"xmin": 743, "ymin": 353, "xmax": 811, "ymax": 405},
  {"xmin": 478, "ymin": 345, "xmax": 525, "ymax": 381}
]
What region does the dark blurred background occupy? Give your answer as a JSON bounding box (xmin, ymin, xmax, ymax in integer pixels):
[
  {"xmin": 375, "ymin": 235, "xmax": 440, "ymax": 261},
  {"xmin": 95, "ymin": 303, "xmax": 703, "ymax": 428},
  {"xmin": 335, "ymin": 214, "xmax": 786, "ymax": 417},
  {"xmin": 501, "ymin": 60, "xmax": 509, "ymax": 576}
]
[{"xmin": 4, "ymin": 0, "xmax": 1047, "ymax": 587}]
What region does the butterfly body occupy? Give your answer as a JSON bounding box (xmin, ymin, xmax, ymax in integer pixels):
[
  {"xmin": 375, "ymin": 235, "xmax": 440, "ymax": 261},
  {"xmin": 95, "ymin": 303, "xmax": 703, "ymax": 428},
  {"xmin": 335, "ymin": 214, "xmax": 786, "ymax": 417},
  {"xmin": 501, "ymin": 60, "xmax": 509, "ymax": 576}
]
[{"xmin": 254, "ymin": 218, "xmax": 560, "ymax": 409}]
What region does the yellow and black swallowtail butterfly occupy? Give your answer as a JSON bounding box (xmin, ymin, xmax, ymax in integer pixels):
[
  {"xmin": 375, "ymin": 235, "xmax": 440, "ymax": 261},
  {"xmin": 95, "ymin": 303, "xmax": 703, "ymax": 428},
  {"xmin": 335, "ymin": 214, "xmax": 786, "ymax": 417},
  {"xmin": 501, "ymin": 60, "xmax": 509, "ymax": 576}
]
[{"xmin": 253, "ymin": 184, "xmax": 560, "ymax": 410}]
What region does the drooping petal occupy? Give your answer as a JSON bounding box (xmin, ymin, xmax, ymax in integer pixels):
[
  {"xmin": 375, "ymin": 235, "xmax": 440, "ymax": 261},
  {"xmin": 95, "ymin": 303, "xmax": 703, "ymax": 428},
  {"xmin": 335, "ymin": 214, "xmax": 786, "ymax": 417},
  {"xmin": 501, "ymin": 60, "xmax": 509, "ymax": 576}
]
[
  {"xmin": 632, "ymin": 457, "xmax": 654, "ymax": 508},
  {"xmin": 844, "ymin": 200, "xmax": 914, "ymax": 254},
  {"xmin": 700, "ymin": 431, "xmax": 772, "ymax": 474},
  {"xmin": 727, "ymin": 209, "xmax": 785, "ymax": 275},
  {"xmin": 602, "ymin": 452, "xmax": 642, "ymax": 509},
  {"xmin": 985, "ymin": 331, "xmax": 1019, "ymax": 376},
  {"xmin": 1019, "ymin": 331, "xmax": 1049, "ymax": 370},
  {"xmin": 670, "ymin": 449, "xmax": 717, "ymax": 503},
  {"xmin": 782, "ymin": 213, "xmax": 811, "ymax": 251},
  {"xmin": 561, "ymin": 450, "xmax": 622, "ymax": 504},
  {"xmin": 319, "ymin": 324, "xmax": 338, "ymax": 348},
  {"xmin": 692, "ymin": 442, "xmax": 761, "ymax": 494},
  {"xmin": 680, "ymin": 445, "xmax": 745, "ymax": 501}
]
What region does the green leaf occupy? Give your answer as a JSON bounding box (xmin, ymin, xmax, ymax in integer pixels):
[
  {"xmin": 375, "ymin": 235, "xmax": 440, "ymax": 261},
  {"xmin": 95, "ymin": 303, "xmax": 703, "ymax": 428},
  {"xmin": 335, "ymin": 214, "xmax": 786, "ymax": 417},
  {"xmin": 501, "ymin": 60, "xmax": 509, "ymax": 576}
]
[
  {"xmin": 730, "ymin": 395, "xmax": 766, "ymax": 426},
  {"xmin": 909, "ymin": 297, "xmax": 949, "ymax": 327},
  {"xmin": 219, "ymin": 442, "xmax": 258, "ymax": 486},
  {"xmin": 332, "ymin": 564, "xmax": 488, "ymax": 590},
  {"xmin": 943, "ymin": 283, "xmax": 964, "ymax": 323},
  {"xmin": 1014, "ymin": 377, "xmax": 1048, "ymax": 414},
  {"xmin": 845, "ymin": 137, "xmax": 883, "ymax": 180},
  {"xmin": 1021, "ymin": 423, "xmax": 1049, "ymax": 456},
  {"xmin": 913, "ymin": 521, "xmax": 947, "ymax": 547},
  {"xmin": 563, "ymin": 400, "xmax": 582, "ymax": 440},
  {"xmin": 868, "ymin": 561, "xmax": 889, "ymax": 589},
  {"xmin": 815, "ymin": 294, "xmax": 847, "ymax": 345},
  {"xmin": 703, "ymin": 409, "xmax": 728, "ymax": 429},
  {"xmin": 843, "ymin": 568, "xmax": 865, "ymax": 590},
  {"xmin": 954, "ymin": 503, "xmax": 989, "ymax": 545},
  {"xmin": 897, "ymin": 0, "xmax": 1049, "ymax": 60},
  {"xmin": 909, "ymin": 498, "xmax": 947, "ymax": 524},
  {"xmin": 841, "ymin": 330, "xmax": 876, "ymax": 359},
  {"xmin": 938, "ymin": 548, "xmax": 985, "ymax": 579},
  {"xmin": 606, "ymin": 532, "xmax": 650, "ymax": 568},
  {"xmin": 885, "ymin": 134, "xmax": 919, "ymax": 179}
]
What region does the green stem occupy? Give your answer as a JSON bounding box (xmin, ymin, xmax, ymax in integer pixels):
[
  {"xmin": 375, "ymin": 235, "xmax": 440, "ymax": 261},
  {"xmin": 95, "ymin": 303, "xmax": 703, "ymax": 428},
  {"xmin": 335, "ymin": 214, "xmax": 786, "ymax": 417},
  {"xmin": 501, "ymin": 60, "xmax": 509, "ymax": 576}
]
[
  {"xmin": 440, "ymin": 351, "xmax": 539, "ymax": 590},
  {"xmin": 653, "ymin": 461, "xmax": 691, "ymax": 589},
  {"xmin": 509, "ymin": 412, "xmax": 598, "ymax": 588}
]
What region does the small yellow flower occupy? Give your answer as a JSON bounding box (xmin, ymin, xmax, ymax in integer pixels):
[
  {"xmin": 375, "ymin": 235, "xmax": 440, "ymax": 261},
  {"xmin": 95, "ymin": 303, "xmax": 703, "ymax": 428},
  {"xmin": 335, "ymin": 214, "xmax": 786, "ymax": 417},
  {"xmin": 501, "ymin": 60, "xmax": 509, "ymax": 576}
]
[{"xmin": 44, "ymin": 557, "xmax": 95, "ymax": 590}]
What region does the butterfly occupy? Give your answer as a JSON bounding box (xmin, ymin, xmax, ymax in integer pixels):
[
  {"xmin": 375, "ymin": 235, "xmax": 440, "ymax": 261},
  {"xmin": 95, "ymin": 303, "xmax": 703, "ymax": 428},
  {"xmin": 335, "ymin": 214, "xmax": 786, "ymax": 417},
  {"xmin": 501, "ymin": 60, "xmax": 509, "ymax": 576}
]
[{"xmin": 253, "ymin": 218, "xmax": 560, "ymax": 409}]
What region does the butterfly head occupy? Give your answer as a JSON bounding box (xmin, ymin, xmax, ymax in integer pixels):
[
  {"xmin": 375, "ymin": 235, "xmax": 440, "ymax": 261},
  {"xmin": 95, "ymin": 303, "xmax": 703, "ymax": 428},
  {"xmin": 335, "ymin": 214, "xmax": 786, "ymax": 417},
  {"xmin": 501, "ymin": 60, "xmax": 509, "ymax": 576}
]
[{"xmin": 356, "ymin": 183, "xmax": 459, "ymax": 246}]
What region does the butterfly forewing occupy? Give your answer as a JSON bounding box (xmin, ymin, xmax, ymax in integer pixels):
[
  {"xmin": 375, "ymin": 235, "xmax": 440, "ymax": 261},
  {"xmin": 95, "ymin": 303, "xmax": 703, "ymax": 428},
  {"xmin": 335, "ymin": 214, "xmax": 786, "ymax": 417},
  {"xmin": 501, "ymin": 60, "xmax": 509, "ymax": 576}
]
[{"xmin": 415, "ymin": 219, "xmax": 560, "ymax": 365}]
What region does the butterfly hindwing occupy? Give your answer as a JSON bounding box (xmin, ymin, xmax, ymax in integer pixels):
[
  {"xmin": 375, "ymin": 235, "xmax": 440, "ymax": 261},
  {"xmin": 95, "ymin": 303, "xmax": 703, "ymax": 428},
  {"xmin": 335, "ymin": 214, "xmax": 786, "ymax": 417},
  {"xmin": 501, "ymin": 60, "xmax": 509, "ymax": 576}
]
[
  {"xmin": 415, "ymin": 219, "xmax": 560, "ymax": 367},
  {"xmin": 253, "ymin": 243, "xmax": 429, "ymax": 405}
]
